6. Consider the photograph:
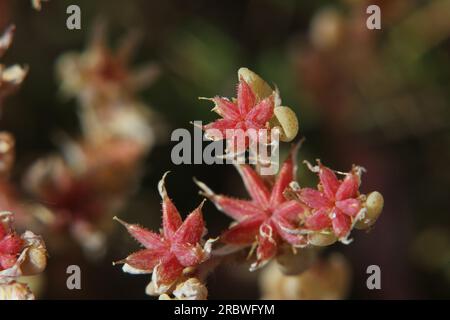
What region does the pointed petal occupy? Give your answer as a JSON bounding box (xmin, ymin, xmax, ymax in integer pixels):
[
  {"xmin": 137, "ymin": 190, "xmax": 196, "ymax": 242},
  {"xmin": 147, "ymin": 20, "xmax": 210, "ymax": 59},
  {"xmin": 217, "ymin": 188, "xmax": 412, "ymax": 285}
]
[
  {"xmin": 298, "ymin": 188, "xmax": 331, "ymax": 209},
  {"xmin": 221, "ymin": 215, "xmax": 265, "ymax": 245},
  {"xmin": 305, "ymin": 208, "xmax": 332, "ymax": 230},
  {"xmin": 153, "ymin": 254, "xmax": 184, "ymax": 289},
  {"xmin": 270, "ymin": 148, "xmax": 297, "ymax": 207},
  {"xmin": 335, "ymin": 173, "xmax": 359, "ymax": 201},
  {"xmin": 212, "ymin": 97, "xmax": 240, "ymax": 120},
  {"xmin": 245, "ymin": 95, "xmax": 274, "ymax": 126},
  {"xmin": 252, "ymin": 222, "xmax": 278, "ymax": 270},
  {"xmin": 237, "ymin": 78, "xmax": 256, "ymax": 115},
  {"xmin": 331, "ymin": 209, "xmax": 351, "ymax": 238},
  {"xmin": 172, "ymin": 204, "xmax": 205, "ymax": 245},
  {"xmin": 113, "ymin": 217, "xmax": 165, "ymax": 250},
  {"xmin": 195, "ymin": 178, "xmax": 263, "ymax": 221},
  {"xmin": 158, "ymin": 173, "xmax": 182, "ymax": 239},
  {"xmin": 210, "ymin": 195, "xmax": 263, "ymax": 221},
  {"xmin": 236, "ymin": 165, "xmax": 271, "ymax": 208},
  {"xmin": 162, "ymin": 198, "xmax": 182, "ymax": 240},
  {"xmin": 171, "ymin": 243, "xmax": 204, "ymax": 267},
  {"xmin": 335, "ymin": 198, "xmax": 361, "ymax": 217},
  {"xmin": 319, "ymin": 164, "xmax": 340, "ymax": 200},
  {"xmin": 123, "ymin": 248, "xmax": 166, "ymax": 272}
]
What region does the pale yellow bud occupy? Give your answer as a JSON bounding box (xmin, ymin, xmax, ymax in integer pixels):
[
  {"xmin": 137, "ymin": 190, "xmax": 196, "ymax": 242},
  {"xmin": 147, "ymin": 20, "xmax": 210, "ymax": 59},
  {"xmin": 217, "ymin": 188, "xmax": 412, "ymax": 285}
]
[
  {"xmin": 355, "ymin": 191, "xmax": 384, "ymax": 230},
  {"xmin": 272, "ymin": 106, "xmax": 299, "ymax": 142}
]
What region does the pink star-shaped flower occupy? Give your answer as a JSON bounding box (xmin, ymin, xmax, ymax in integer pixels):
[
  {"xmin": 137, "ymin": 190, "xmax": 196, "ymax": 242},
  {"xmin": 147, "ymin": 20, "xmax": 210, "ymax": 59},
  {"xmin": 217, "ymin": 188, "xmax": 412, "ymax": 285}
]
[
  {"xmin": 296, "ymin": 162, "xmax": 363, "ymax": 239},
  {"xmin": 115, "ymin": 173, "xmax": 211, "ymax": 292},
  {"xmin": 203, "ymin": 77, "xmax": 274, "ymax": 149},
  {"xmin": 196, "ymin": 146, "xmax": 308, "ymax": 270}
]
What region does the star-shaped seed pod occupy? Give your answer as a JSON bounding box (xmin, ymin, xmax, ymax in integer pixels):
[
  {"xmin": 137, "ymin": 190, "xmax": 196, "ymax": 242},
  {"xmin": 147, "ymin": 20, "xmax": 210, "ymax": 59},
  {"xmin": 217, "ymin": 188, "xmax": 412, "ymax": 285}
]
[
  {"xmin": 201, "ymin": 68, "xmax": 299, "ymax": 154},
  {"xmin": 291, "ymin": 161, "xmax": 383, "ymax": 245},
  {"xmin": 114, "ymin": 173, "xmax": 214, "ymax": 295},
  {"xmin": 196, "ymin": 145, "xmax": 308, "ymax": 271}
]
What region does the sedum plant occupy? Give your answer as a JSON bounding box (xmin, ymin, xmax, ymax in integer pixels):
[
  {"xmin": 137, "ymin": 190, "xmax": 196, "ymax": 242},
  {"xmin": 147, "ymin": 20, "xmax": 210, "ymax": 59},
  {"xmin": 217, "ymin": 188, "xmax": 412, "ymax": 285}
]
[{"xmin": 115, "ymin": 68, "xmax": 384, "ymax": 300}]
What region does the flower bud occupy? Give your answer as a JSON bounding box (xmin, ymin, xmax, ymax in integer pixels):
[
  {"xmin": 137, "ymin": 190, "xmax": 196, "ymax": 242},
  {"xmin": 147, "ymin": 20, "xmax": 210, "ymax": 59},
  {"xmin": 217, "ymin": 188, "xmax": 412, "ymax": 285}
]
[
  {"xmin": 237, "ymin": 67, "xmax": 273, "ymax": 100},
  {"xmin": 307, "ymin": 232, "xmax": 337, "ymax": 246},
  {"xmin": 355, "ymin": 191, "xmax": 384, "ymax": 230},
  {"xmin": 271, "ymin": 106, "xmax": 299, "ymax": 142}
]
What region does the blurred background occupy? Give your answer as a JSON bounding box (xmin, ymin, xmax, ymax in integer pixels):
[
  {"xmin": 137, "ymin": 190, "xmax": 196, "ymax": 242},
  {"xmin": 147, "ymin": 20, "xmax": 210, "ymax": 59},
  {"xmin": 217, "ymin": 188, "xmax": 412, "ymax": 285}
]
[{"xmin": 0, "ymin": 0, "xmax": 449, "ymax": 299}]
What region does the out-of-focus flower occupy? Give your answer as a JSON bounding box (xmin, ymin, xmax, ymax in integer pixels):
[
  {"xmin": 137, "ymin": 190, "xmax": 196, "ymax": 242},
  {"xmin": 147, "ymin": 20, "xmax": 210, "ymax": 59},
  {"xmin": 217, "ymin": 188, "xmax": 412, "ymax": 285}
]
[
  {"xmin": 23, "ymin": 137, "xmax": 145, "ymax": 255},
  {"xmin": 202, "ymin": 68, "xmax": 298, "ymax": 152},
  {"xmin": 79, "ymin": 100, "xmax": 156, "ymax": 151},
  {"xmin": 114, "ymin": 173, "xmax": 214, "ymax": 295},
  {"xmin": 0, "ymin": 212, "xmax": 47, "ymax": 300},
  {"xmin": 260, "ymin": 253, "xmax": 351, "ymax": 300},
  {"xmin": 56, "ymin": 21, "xmax": 159, "ymax": 108},
  {"xmin": 0, "ymin": 26, "xmax": 28, "ymax": 108},
  {"xmin": 24, "ymin": 22, "xmax": 160, "ymax": 256},
  {"xmin": 196, "ymin": 145, "xmax": 308, "ymax": 271},
  {"xmin": 56, "ymin": 22, "xmax": 159, "ymax": 151}
]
